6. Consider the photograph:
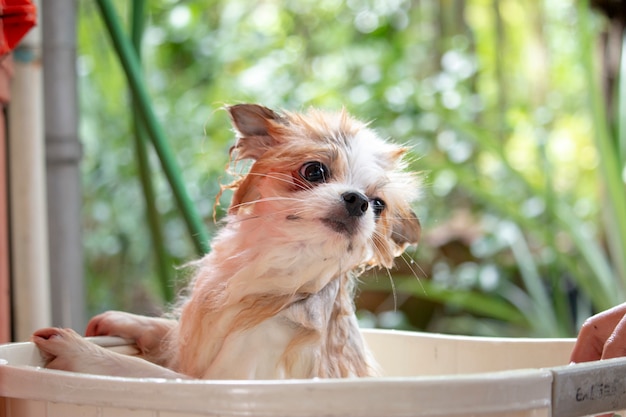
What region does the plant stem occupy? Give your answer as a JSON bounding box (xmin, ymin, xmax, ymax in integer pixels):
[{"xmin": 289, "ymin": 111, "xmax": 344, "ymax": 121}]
[
  {"xmin": 130, "ymin": 0, "xmax": 175, "ymax": 301},
  {"xmin": 577, "ymin": 0, "xmax": 626, "ymax": 296},
  {"xmin": 96, "ymin": 0, "xmax": 210, "ymax": 256}
]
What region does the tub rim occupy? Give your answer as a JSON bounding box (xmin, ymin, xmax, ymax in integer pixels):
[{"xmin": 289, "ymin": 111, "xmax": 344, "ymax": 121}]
[{"xmin": 0, "ymin": 328, "xmax": 570, "ymax": 416}]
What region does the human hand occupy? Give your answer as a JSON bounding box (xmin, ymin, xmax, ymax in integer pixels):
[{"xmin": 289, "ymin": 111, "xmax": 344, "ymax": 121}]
[
  {"xmin": 570, "ymin": 302, "xmax": 626, "ymax": 364},
  {"xmin": 570, "ymin": 303, "xmax": 626, "ymax": 417}
]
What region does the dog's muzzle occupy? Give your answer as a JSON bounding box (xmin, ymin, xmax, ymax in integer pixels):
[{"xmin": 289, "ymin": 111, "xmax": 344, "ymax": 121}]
[
  {"xmin": 342, "ymin": 192, "xmax": 369, "ymax": 217},
  {"xmin": 321, "ymin": 191, "xmax": 370, "ymax": 235}
]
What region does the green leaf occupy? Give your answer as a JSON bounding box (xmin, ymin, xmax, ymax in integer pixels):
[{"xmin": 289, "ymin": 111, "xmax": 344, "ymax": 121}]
[{"xmin": 361, "ymin": 277, "xmax": 528, "ymax": 327}]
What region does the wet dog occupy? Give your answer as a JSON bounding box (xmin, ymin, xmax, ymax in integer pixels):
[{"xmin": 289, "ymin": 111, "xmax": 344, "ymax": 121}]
[{"xmin": 32, "ymin": 104, "xmax": 421, "ymax": 379}]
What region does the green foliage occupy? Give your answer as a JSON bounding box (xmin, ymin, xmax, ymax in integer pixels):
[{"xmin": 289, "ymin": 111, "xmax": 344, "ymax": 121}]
[{"xmin": 78, "ymin": 0, "xmax": 625, "ymax": 337}]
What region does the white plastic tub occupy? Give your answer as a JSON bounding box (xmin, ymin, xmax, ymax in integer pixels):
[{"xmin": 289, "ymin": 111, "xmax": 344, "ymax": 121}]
[{"xmin": 1, "ymin": 329, "xmax": 626, "ymax": 417}]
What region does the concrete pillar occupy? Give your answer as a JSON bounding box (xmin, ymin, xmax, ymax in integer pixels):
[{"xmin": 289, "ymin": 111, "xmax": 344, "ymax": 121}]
[{"xmin": 42, "ymin": 0, "xmax": 85, "ymax": 331}]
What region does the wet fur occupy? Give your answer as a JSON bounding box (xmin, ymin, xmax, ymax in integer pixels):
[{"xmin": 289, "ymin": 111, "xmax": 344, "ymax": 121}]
[{"xmin": 32, "ymin": 104, "xmax": 421, "ymax": 380}]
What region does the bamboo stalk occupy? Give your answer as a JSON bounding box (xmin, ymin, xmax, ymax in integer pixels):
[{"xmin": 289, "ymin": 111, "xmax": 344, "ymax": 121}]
[
  {"xmin": 95, "ymin": 0, "xmax": 210, "ymax": 255},
  {"xmin": 130, "ymin": 0, "xmax": 175, "ymax": 301}
]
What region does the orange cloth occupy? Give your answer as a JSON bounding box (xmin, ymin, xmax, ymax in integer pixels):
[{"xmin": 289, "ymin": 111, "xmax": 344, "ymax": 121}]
[{"xmin": 0, "ymin": 0, "xmax": 36, "ymax": 55}]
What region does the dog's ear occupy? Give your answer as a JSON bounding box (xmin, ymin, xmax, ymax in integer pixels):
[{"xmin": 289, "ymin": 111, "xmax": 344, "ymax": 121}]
[
  {"xmin": 372, "ymin": 205, "xmax": 421, "ymax": 268},
  {"xmin": 390, "ymin": 208, "xmax": 421, "ymax": 255},
  {"xmin": 228, "ymin": 104, "xmax": 285, "ymax": 161}
]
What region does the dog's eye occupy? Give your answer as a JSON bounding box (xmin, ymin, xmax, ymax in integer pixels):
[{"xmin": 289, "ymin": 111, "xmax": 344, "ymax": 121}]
[
  {"xmin": 299, "ymin": 161, "xmax": 329, "ymax": 183},
  {"xmin": 371, "ymin": 198, "xmax": 386, "ymax": 218}
]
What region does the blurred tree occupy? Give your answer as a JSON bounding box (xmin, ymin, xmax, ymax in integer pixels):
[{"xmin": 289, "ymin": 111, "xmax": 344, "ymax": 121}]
[{"xmin": 77, "ymin": 0, "xmax": 625, "ymax": 337}]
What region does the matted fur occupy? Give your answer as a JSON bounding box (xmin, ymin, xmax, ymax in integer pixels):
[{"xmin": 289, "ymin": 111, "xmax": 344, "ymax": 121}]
[
  {"xmin": 168, "ymin": 104, "xmax": 421, "ymax": 379},
  {"xmin": 32, "ymin": 104, "xmax": 421, "ymax": 381}
]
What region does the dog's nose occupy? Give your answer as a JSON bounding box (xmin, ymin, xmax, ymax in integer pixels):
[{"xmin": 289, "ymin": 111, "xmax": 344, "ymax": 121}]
[{"xmin": 342, "ymin": 192, "xmax": 369, "ymax": 217}]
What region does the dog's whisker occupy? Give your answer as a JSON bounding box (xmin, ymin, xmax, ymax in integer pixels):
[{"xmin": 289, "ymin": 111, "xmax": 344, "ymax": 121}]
[
  {"xmin": 384, "ymin": 267, "xmax": 398, "ymax": 312},
  {"xmin": 245, "ymin": 171, "xmax": 294, "ymax": 183},
  {"xmin": 229, "ymin": 196, "xmax": 308, "ymax": 211},
  {"xmin": 397, "ymin": 253, "xmax": 428, "ymax": 296},
  {"xmin": 241, "ymin": 172, "xmax": 312, "ymax": 192}
]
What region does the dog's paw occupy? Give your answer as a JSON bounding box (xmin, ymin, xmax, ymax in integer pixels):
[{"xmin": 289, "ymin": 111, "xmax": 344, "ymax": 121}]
[
  {"xmin": 85, "ymin": 311, "xmax": 176, "ymax": 365},
  {"xmin": 32, "ymin": 327, "xmax": 113, "ymax": 374}
]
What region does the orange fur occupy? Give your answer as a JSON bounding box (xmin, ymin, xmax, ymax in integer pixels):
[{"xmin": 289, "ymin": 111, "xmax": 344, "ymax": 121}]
[
  {"xmin": 32, "ymin": 104, "xmax": 421, "ymax": 381},
  {"xmin": 168, "ymin": 104, "xmax": 421, "ymax": 379}
]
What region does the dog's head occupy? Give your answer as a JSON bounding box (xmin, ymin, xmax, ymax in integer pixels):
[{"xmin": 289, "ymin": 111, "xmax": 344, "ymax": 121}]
[{"xmin": 225, "ymin": 104, "xmax": 421, "ymax": 270}]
